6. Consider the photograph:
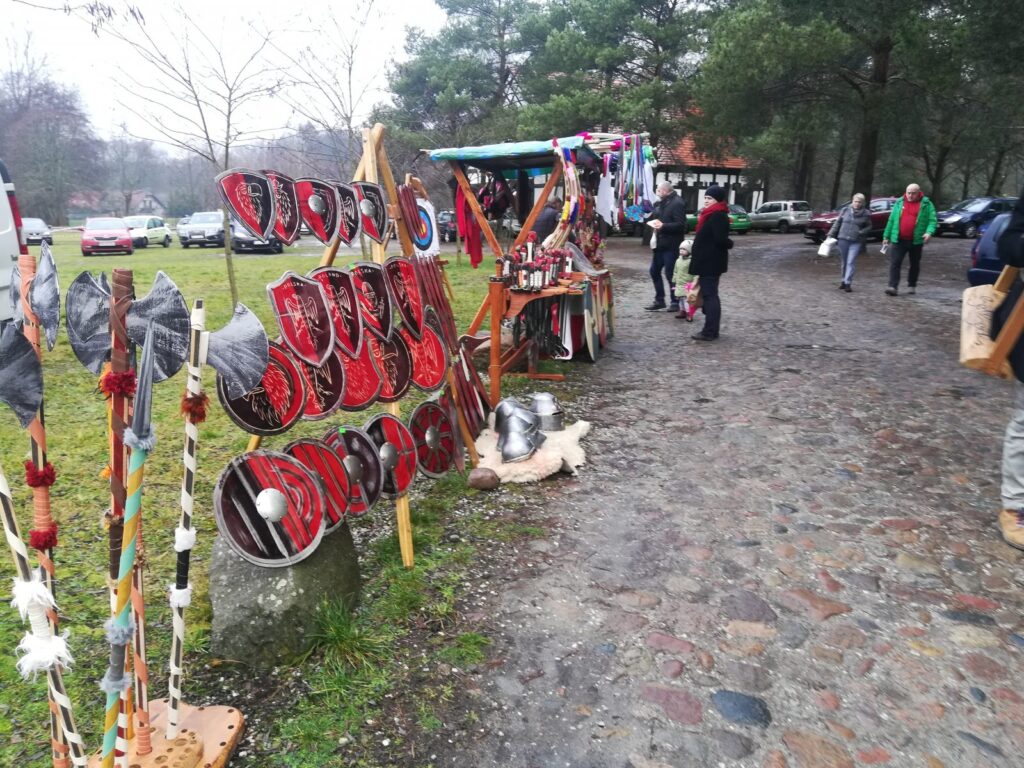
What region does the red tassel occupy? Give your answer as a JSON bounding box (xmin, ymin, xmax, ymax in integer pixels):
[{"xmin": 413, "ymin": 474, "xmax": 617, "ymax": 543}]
[
  {"xmin": 180, "ymin": 392, "xmax": 210, "ymax": 424},
  {"xmin": 100, "ymin": 370, "xmax": 137, "ymax": 397},
  {"xmin": 29, "ymin": 528, "xmax": 58, "ymax": 551},
  {"xmin": 527, "ymin": 231, "xmax": 538, "ymax": 244},
  {"xmin": 25, "ymin": 461, "xmax": 57, "ymax": 488}
]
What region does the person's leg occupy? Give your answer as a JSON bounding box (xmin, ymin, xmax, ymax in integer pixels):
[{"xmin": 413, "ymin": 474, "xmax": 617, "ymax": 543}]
[
  {"xmin": 887, "ymin": 240, "xmax": 908, "ymax": 293},
  {"xmin": 907, "ymin": 242, "xmax": 923, "ymax": 292},
  {"xmin": 1000, "ymin": 380, "xmax": 1024, "ymax": 549},
  {"xmin": 844, "ymin": 240, "xmax": 862, "ymax": 287},
  {"xmin": 647, "ymin": 251, "xmax": 666, "ymax": 308},
  {"xmin": 695, "ymin": 274, "xmax": 720, "ymax": 338},
  {"xmin": 662, "ymin": 249, "xmax": 679, "ymax": 308},
  {"xmin": 835, "ymin": 239, "xmax": 851, "ymax": 286}
]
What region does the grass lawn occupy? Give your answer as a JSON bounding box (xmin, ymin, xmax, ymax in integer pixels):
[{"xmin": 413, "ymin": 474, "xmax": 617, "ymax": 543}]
[{"xmin": 0, "ymin": 230, "xmax": 514, "ymax": 766}]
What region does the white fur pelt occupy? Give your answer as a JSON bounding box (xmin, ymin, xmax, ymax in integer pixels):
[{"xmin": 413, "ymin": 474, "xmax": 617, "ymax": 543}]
[{"xmin": 474, "ymin": 420, "xmax": 590, "ymax": 483}]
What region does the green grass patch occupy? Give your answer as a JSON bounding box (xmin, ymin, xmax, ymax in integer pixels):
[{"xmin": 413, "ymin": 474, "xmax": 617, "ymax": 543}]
[{"xmin": 437, "ymin": 632, "xmax": 491, "ymax": 668}]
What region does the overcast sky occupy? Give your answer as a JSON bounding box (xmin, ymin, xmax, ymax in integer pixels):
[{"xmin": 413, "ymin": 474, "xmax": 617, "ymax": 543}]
[{"xmin": 5, "ymin": 0, "xmax": 446, "ymax": 148}]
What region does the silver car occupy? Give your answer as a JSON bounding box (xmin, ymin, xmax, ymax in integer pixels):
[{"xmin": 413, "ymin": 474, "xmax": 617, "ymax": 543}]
[
  {"xmin": 748, "ymin": 200, "xmax": 812, "ymax": 233},
  {"xmin": 21, "ymin": 217, "xmax": 53, "ymax": 245}
]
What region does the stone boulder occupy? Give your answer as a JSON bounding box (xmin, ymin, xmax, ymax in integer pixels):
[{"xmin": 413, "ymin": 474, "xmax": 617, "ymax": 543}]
[{"xmin": 210, "ymin": 522, "xmax": 360, "ymax": 668}]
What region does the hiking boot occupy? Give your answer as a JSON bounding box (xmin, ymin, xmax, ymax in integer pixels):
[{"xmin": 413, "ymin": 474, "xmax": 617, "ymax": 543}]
[
  {"xmin": 838, "ymin": 282, "xmax": 846, "ymax": 290},
  {"xmin": 999, "ymin": 509, "xmax": 1024, "ymax": 550},
  {"xmin": 644, "ymin": 302, "xmax": 667, "ymax": 311},
  {"xmin": 907, "ymin": 286, "xmax": 916, "ymax": 295},
  {"xmin": 844, "ymin": 284, "xmax": 852, "ymax": 293},
  {"xmin": 885, "ymin": 287, "xmax": 898, "ymax": 296}
]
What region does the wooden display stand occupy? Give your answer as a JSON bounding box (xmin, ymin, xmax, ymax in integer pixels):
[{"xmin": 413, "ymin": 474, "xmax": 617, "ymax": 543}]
[{"xmin": 961, "ymin": 265, "xmax": 1020, "ymax": 378}]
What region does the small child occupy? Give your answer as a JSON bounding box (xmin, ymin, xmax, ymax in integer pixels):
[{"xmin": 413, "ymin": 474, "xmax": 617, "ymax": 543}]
[{"xmin": 672, "ymin": 239, "xmax": 698, "ymax": 320}]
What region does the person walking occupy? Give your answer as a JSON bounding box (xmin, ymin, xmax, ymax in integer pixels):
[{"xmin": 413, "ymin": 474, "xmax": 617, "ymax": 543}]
[
  {"xmin": 689, "ymin": 185, "xmax": 731, "ymax": 341},
  {"xmin": 531, "ymin": 197, "xmax": 562, "ymax": 243},
  {"xmin": 881, "ymin": 183, "xmax": 937, "ymax": 296},
  {"xmin": 828, "ymin": 193, "xmax": 872, "ymax": 292},
  {"xmin": 645, "ymin": 181, "xmax": 687, "ymax": 311}
]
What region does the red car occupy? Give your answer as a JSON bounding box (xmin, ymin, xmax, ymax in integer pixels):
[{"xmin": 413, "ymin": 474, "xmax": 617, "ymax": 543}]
[
  {"xmin": 804, "ymin": 197, "xmax": 898, "ymax": 244},
  {"xmin": 81, "ymin": 216, "xmax": 134, "ymax": 256}
]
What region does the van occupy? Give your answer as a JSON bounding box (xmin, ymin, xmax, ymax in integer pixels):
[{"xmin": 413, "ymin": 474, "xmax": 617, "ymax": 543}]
[{"xmin": 0, "ymin": 158, "xmax": 28, "ymax": 323}]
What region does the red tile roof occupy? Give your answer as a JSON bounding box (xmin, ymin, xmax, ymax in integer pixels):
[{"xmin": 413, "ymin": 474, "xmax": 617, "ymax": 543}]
[{"xmin": 659, "ymin": 136, "xmax": 746, "ymax": 171}]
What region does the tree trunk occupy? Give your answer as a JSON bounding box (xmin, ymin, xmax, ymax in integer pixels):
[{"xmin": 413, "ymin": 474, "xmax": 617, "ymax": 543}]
[
  {"xmin": 830, "ymin": 128, "xmax": 847, "ymax": 210},
  {"xmin": 851, "ymin": 38, "xmax": 893, "ymax": 202},
  {"xmin": 986, "ymin": 147, "xmax": 1008, "ymax": 196},
  {"xmin": 792, "ymin": 141, "xmax": 815, "ymax": 200},
  {"xmin": 961, "ymin": 162, "xmax": 972, "ymax": 199}
]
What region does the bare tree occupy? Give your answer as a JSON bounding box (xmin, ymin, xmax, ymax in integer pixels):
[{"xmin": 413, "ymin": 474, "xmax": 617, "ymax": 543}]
[{"xmin": 108, "ymin": 124, "xmax": 156, "ymax": 215}]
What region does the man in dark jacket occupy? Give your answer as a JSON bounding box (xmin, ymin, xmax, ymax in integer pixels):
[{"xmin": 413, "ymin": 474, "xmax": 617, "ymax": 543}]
[
  {"xmin": 991, "ymin": 191, "xmax": 1024, "ymax": 550},
  {"xmin": 689, "ymin": 185, "xmax": 731, "ymax": 341},
  {"xmin": 531, "ymin": 197, "xmax": 562, "ymax": 243},
  {"xmin": 646, "ymin": 182, "xmax": 688, "ymax": 311}
]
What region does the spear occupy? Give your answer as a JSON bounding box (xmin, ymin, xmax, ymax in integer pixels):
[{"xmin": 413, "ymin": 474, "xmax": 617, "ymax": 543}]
[{"xmin": 99, "ymin": 325, "xmax": 157, "ymax": 768}]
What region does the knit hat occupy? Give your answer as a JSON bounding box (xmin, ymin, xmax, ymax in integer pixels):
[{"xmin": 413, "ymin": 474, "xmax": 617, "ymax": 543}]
[
  {"xmin": 705, "ymin": 185, "xmax": 727, "ymax": 202},
  {"xmin": 679, "ymin": 239, "xmax": 694, "ymax": 254}
]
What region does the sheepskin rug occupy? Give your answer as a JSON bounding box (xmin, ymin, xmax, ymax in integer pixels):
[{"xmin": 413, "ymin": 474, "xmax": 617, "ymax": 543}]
[{"xmin": 474, "ymin": 419, "xmax": 591, "ymax": 483}]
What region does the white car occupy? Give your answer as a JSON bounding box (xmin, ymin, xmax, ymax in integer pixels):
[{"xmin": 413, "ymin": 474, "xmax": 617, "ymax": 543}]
[
  {"xmin": 180, "ymin": 211, "xmax": 226, "ymax": 248},
  {"xmin": 21, "ymin": 217, "xmax": 53, "ymax": 245},
  {"xmin": 124, "ymin": 215, "xmax": 172, "ymax": 248},
  {"xmin": 0, "ymin": 158, "xmax": 22, "ymax": 321}
]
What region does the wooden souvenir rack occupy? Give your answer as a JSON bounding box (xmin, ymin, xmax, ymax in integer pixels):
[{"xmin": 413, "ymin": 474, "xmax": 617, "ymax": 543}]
[{"xmin": 961, "ymin": 265, "xmax": 1023, "ymax": 378}]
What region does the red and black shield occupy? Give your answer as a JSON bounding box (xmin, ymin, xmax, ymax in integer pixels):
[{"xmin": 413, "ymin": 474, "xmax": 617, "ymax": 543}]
[
  {"xmin": 296, "ymin": 178, "xmax": 340, "ymax": 244},
  {"xmin": 308, "ymin": 266, "xmax": 363, "ymax": 358},
  {"xmin": 322, "ymin": 426, "xmax": 383, "ymax": 516},
  {"xmin": 414, "ymin": 254, "xmax": 459, "ymax": 353},
  {"xmin": 409, "ymin": 402, "xmax": 456, "ymax": 478},
  {"xmin": 334, "ymin": 182, "xmax": 361, "ymax": 245},
  {"xmin": 296, "ymin": 346, "xmax": 346, "ymax": 420},
  {"xmin": 365, "ymin": 413, "xmax": 418, "ymax": 498},
  {"xmin": 213, "ymin": 451, "xmax": 326, "ymax": 567},
  {"xmin": 263, "ymin": 169, "xmax": 302, "ymax": 245},
  {"xmin": 268, "ymin": 271, "xmax": 336, "ymax": 367},
  {"xmin": 367, "ymin": 333, "xmax": 412, "ymax": 403},
  {"xmin": 216, "ymin": 169, "xmax": 276, "ymax": 240},
  {"xmin": 351, "ymin": 262, "xmax": 394, "ymax": 341},
  {"xmin": 354, "ymin": 181, "xmax": 389, "ymax": 243},
  {"xmin": 218, "ymin": 341, "xmax": 306, "ymax": 436},
  {"xmin": 384, "ymin": 256, "xmax": 425, "ymax": 339},
  {"xmin": 439, "ymin": 385, "xmax": 467, "ymax": 473},
  {"xmin": 282, "ymin": 438, "xmax": 350, "ymax": 533},
  {"xmin": 400, "ymin": 322, "xmax": 449, "ymax": 393},
  {"xmin": 339, "ymin": 342, "xmax": 382, "ymax": 411}
]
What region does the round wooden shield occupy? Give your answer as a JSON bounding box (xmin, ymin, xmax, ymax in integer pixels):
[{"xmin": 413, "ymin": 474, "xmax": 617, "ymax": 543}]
[
  {"xmin": 217, "ymin": 341, "xmax": 306, "ymax": 436},
  {"xmin": 399, "ymin": 322, "xmax": 449, "ymax": 393},
  {"xmin": 282, "ymin": 438, "xmax": 350, "ymax": 533},
  {"xmin": 364, "ymin": 413, "xmax": 418, "ymax": 498},
  {"xmin": 297, "ymin": 346, "xmax": 346, "ymax": 421},
  {"xmin": 339, "ymin": 341, "xmax": 383, "ymax": 411},
  {"xmin": 367, "ymin": 334, "xmax": 412, "ymax": 404},
  {"xmin": 322, "ymin": 426, "xmax": 383, "ymax": 516},
  {"xmin": 213, "ymin": 451, "xmax": 326, "ymax": 567},
  {"xmin": 409, "ymin": 402, "xmax": 456, "ymax": 478}
]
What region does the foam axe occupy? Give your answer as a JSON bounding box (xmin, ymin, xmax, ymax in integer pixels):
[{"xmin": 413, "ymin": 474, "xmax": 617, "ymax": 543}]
[{"xmin": 167, "ymin": 300, "xmax": 268, "ymax": 739}]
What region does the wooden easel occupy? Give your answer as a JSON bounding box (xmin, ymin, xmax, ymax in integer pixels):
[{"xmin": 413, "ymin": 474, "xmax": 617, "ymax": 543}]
[{"xmin": 961, "ymin": 266, "xmax": 1023, "ymax": 378}]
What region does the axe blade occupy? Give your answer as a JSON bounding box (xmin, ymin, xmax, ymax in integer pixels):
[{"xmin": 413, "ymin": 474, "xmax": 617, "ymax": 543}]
[
  {"xmin": 126, "ymin": 271, "xmax": 190, "ymax": 383},
  {"xmin": 207, "ymin": 303, "xmax": 270, "ymax": 399},
  {"xmin": 0, "ymin": 324, "xmax": 43, "ymax": 428},
  {"xmin": 66, "ymin": 270, "xmax": 112, "ymax": 375},
  {"xmin": 30, "ymin": 241, "xmax": 61, "ymax": 351},
  {"xmin": 8, "ymin": 263, "xmax": 23, "ymax": 325}
]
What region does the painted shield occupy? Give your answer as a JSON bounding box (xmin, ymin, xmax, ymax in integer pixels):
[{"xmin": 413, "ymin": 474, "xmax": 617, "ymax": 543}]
[
  {"xmin": 296, "ymin": 346, "xmax": 347, "ymax": 420},
  {"xmin": 439, "ymin": 385, "xmax": 467, "ymax": 473},
  {"xmin": 268, "ymin": 271, "xmax": 336, "ymax": 367},
  {"xmin": 409, "ymin": 402, "xmax": 456, "ymax": 478},
  {"xmin": 333, "ymin": 182, "xmax": 362, "ymax": 245},
  {"xmin": 263, "ymin": 169, "xmax": 302, "ymax": 245},
  {"xmin": 339, "ymin": 342, "xmax": 383, "ymax": 411},
  {"xmin": 351, "ymin": 262, "xmax": 394, "ymax": 341},
  {"xmin": 213, "ymin": 451, "xmax": 326, "ymax": 567},
  {"xmin": 218, "ymin": 341, "xmax": 306, "ymax": 436},
  {"xmin": 307, "ymin": 266, "xmax": 363, "ymax": 358},
  {"xmin": 322, "ymin": 426, "xmax": 383, "ymax": 516},
  {"xmin": 364, "ymin": 413, "xmax": 418, "ymax": 499},
  {"xmin": 216, "ymin": 169, "xmax": 276, "ymax": 240},
  {"xmin": 383, "ymin": 256, "xmax": 425, "ymax": 339},
  {"xmin": 399, "ymin": 321, "xmax": 448, "ymax": 393},
  {"xmin": 367, "ymin": 334, "xmax": 412, "ymax": 403},
  {"xmin": 296, "ymin": 177, "xmax": 341, "ymax": 244},
  {"xmin": 354, "ymin": 181, "xmax": 389, "ymax": 243},
  {"xmin": 282, "ymin": 438, "xmax": 350, "ymax": 533}
]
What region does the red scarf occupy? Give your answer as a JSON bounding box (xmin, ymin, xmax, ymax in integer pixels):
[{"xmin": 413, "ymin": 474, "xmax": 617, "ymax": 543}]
[{"xmin": 696, "ymin": 201, "xmax": 729, "ymax": 232}]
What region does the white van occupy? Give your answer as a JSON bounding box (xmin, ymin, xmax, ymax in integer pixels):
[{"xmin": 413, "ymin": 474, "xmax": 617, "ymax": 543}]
[{"xmin": 0, "ymin": 158, "xmax": 27, "ymax": 323}]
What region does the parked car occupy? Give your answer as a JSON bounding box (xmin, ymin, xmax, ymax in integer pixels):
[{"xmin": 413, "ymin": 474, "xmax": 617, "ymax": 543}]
[
  {"xmin": 230, "ymin": 220, "xmax": 283, "ymax": 254},
  {"xmin": 176, "ymin": 216, "xmax": 190, "ymax": 239},
  {"xmin": 124, "ymin": 215, "xmax": 172, "ymax": 248},
  {"xmin": 967, "ymin": 212, "xmax": 1012, "ymax": 286},
  {"xmin": 804, "ymin": 197, "xmax": 898, "ymax": 244},
  {"xmin": 437, "ymin": 209, "xmax": 457, "ymax": 243},
  {"xmin": 937, "ymin": 197, "xmax": 1018, "ymax": 239},
  {"xmin": 179, "ymin": 211, "xmax": 225, "ymax": 248},
  {"xmin": 81, "ymin": 217, "xmax": 134, "ymax": 256},
  {"xmin": 685, "ymin": 204, "xmax": 752, "ymax": 234},
  {"xmin": 1, "ymin": 157, "xmax": 27, "ymax": 321},
  {"xmin": 21, "ymin": 217, "xmax": 53, "ymax": 245},
  {"xmin": 748, "ymin": 200, "xmax": 812, "ymax": 233}
]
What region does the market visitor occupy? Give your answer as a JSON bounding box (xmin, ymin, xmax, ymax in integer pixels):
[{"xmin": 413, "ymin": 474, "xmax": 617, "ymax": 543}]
[
  {"xmin": 689, "ymin": 185, "xmax": 731, "ymax": 341},
  {"xmin": 828, "ymin": 192, "xmax": 872, "ymax": 292},
  {"xmin": 531, "ymin": 197, "xmax": 562, "ymax": 242},
  {"xmin": 990, "ymin": 191, "xmax": 1024, "ymax": 550},
  {"xmin": 645, "ymin": 181, "xmax": 687, "ymax": 311},
  {"xmin": 672, "ymin": 239, "xmax": 697, "ymax": 320},
  {"xmin": 881, "ymin": 183, "xmax": 937, "ymax": 296}
]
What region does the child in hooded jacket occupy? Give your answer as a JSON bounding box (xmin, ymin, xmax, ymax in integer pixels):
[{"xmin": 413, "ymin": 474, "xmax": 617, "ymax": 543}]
[{"xmin": 673, "ymin": 239, "xmax": 698, "ymax": 321}]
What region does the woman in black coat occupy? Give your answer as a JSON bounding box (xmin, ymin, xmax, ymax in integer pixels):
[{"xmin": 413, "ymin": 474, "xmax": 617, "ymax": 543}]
[{"xmin": 689, "ymin": 185, "xmax": 731, "ymax": 341}]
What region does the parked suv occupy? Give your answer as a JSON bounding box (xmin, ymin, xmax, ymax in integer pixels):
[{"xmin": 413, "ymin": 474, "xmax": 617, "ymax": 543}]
[
  {"xmin": 804, "ymin": 197, "xmax": 898, "ymax": 244},
  {"xmin": 124, "ymin": 215, "xmax": 172, "ymax": 248},
  {"xmin": 1, "ymin": 158, "xmax": 27, "ymax": 322},
  {"xmin": 179, "ymin": 211, "xmax": 225, "ymax": 248},
  {"xmin": 748, "ymin": 200, "xmax": 812, "ymax": 233}
]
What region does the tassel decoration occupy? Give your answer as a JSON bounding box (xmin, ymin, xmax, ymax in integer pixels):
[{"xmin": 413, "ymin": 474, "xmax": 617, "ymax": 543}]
[
  {"xmin": 180, "ymin": 392, "xmax": 210, "ymax": 424},
  {"xmin": 29, "ymin": 528, "xmax": 58, "ymax": 551},
  {"xmin": 24, "ymin": 461, "xmax": 56, "ymax": 488},
  {"xmin": 99, "ymin": 370, "xmax": 137, "ymax": 397}
]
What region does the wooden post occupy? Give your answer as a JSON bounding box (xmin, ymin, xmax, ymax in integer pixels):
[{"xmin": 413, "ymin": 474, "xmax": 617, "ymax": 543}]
[
  {"xmin": 513, "ymin": 159, "xmax": 563, "ymax": 250},
  {"xmin": 488, "ymin": 278, "xmax": 506, "ymax": 407}
]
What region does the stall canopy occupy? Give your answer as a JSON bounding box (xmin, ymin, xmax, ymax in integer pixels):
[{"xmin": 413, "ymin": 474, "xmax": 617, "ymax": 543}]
[{"xmin": 428, "ymin": 136, "xmax": 602, "ymax": 174}]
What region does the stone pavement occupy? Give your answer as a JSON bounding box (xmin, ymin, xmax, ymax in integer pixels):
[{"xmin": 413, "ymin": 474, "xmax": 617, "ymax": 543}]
[{"xmin": 440, "ymin": 232, "xmax": 1023, "ymax": 767}]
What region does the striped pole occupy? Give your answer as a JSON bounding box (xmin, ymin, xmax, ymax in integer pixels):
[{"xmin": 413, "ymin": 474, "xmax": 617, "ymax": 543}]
[{"xmin": 0, "ymin": 464, "xmax": 87, "ymax": 766}]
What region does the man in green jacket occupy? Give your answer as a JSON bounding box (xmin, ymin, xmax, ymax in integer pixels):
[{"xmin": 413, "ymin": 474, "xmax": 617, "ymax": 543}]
[{"xmin": 882, "ymin": 183, "xmax": 937, "ymax": 296}]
